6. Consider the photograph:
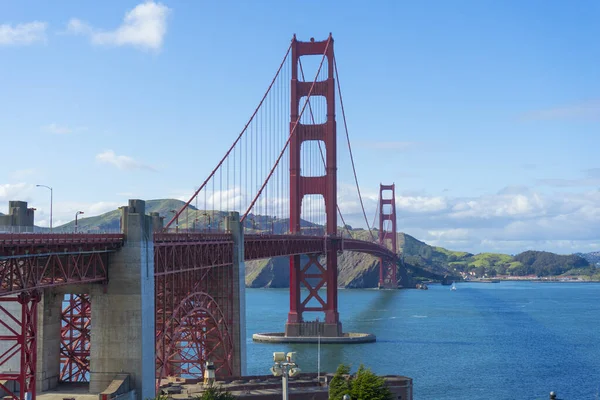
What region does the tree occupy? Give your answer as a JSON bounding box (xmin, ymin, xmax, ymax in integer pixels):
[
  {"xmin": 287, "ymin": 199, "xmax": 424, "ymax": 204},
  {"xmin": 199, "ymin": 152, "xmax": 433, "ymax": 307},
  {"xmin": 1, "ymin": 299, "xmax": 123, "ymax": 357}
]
[
  {"xmin": 329, "ymin": 363, "xmax": 391, "ymax": 400},
  {"xmin": 350, "ymin": 364, "xmax": 392, "ymax": 400},
  {"xmin": 329, "ymin": 364, "xmax": 352, "ymax": 400}
]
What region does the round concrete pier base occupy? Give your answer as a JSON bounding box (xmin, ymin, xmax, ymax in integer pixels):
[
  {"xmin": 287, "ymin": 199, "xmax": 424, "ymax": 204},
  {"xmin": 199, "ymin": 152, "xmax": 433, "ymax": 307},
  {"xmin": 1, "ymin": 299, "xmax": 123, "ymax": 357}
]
[{"xmin": 252, "ymin": 332, "xmax": 376, "ymax": 344}]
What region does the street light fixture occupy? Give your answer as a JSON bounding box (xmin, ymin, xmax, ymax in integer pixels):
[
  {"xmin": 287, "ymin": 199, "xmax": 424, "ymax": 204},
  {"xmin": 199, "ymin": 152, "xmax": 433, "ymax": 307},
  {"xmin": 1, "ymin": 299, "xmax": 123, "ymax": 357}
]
[
  {"xmin": 75, "ymin": 211, "xmax": 84, "ymax": 233},
  {"xmin": 270, "ymin": 352, "xmax": 301, "ymax": 400},
  {"xmin": 36, "ymin": 184, "xmax": 53, "ymax": 233}
]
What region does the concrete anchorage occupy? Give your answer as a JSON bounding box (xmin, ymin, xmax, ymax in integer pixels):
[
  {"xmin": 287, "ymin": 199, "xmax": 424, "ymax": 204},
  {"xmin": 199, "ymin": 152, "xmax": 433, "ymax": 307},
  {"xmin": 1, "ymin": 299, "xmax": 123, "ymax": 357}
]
[{"xmin": 89, "ymin": 199, "xmax": 155, "ymax": 400}]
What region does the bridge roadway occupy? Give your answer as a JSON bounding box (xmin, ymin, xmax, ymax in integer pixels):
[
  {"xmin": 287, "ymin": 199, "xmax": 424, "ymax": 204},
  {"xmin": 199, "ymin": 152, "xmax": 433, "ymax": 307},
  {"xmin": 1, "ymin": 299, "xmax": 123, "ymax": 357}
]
[{"xmin": 0, "ymin": 232, "xmax": 397, "ymax": 296}]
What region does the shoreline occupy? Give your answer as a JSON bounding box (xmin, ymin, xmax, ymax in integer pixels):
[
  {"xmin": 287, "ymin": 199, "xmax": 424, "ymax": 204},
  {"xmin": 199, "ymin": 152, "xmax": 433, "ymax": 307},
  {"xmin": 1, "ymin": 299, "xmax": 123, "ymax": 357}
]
[{"xmin": 463, "ymin": 278, "xmax": 600, "ymax": 283}]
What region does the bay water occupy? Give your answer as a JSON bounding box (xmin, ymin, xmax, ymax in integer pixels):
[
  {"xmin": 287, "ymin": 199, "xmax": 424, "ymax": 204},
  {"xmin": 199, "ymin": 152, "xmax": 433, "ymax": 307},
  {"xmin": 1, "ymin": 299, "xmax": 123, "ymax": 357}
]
[{"xmin": 246, "ymin": 282, "xmax": 600, "ymax": 399}]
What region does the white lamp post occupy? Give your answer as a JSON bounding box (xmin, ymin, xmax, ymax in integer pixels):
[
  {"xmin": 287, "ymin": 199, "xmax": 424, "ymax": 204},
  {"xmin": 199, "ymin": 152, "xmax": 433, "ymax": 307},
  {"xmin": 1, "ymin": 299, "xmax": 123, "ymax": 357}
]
[
  {"xmin": 36, "ymin": 184, "xmax": 53, "ymax": 233},
  {"xmin": 270, "ymin": 352, "xmax": 301, "ymax": 400}
]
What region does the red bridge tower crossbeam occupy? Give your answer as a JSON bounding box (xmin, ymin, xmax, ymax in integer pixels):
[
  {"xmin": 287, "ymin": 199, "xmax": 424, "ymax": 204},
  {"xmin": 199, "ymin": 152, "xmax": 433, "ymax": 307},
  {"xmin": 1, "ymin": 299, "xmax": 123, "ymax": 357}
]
[
  {"xmin": 287, "ymin": 35, "xmax": 342, "ymax": 337},
  {"xmin": 379, "ymin": 184, "xmax": 398, "ymax": 289}
]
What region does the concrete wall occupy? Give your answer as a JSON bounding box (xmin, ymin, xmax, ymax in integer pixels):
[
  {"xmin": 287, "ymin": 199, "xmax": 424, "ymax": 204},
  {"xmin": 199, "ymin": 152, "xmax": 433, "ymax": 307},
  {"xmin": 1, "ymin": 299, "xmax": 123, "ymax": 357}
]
[
  {"xmin": 89, "ymin": 200, "xmax": 155, "ymax": 400},
  {"xmin": 36, "ymin": 290, "xmax": 63, "ymax": 392},
  {"xmin": 226, "ymin": 212, "xmax": 246, "ymax": 376},
  {"xmin": 0, "ymin": 200, "xmax": 35, "ymax": 227}
]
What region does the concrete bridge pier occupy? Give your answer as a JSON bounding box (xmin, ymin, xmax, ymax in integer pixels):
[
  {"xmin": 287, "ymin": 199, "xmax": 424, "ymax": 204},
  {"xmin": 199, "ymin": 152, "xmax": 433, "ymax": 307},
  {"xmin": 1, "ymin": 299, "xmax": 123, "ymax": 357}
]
[
  {"xmin": 89, "ymin": 199, "xmax": 155, "ymax": 400},
  {"xmin": 36, "ymin": 290, "xmax": 62, "ymax": 392},
  {"xmin": 226, "ymin": 212, "xmax": 246, "ymax": 376}
]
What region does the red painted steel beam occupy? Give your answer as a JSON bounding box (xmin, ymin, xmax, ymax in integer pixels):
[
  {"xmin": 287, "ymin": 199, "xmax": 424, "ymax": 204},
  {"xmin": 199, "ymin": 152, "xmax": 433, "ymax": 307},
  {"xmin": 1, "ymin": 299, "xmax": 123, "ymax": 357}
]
[
  {"xmin": 0, "ymin": 233, "xmax": 123, "ymax": 256},
  {"xmin": 0, "ymin": 292, "xmax": 40, "ymax": 400},
  {"xmin": 0, "ymin": 252, "xmax": 110, "ymax": 296},
  {"xmin": 60, "ymin": 294, "xmax": 91, "ymax": 383}
]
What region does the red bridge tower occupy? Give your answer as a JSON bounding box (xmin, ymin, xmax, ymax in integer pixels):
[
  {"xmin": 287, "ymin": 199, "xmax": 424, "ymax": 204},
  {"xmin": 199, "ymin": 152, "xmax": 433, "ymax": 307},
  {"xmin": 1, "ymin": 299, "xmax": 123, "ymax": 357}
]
[
  {"xmin": 286, "ymin": 34, "xmax": 342, "ymax": 337},
  {"xmin": 379, "ymin": 184, "xmax": 398, "ymax": 289}
]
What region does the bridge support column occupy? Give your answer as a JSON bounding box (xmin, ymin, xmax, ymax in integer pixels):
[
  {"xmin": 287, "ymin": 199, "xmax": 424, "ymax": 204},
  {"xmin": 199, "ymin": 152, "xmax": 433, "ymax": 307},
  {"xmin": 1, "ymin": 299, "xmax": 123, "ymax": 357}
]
[
  {"xmin": 35, "ymin": 290, "xmax": 62, "ymax": 392},
  {"xmin": 89, "ymin": 199, "xmax": 155, "ymax": 400},
  {"xmin": 225, "ymin": 211, "xmax": 246, "ymax": 376}
]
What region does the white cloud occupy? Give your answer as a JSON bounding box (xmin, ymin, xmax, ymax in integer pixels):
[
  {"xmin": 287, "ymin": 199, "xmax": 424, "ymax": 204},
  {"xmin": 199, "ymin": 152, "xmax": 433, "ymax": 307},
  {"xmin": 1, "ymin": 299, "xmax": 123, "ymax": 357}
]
[
  {"xmin": 520, "ymin": 99, "xmax": 600, "ymax": 121},
  {"xmin": 0, "ymin": 183, "xmax": 32, "ymax": 202},
  {"xmin": 43, "ymin": 123, "xmax": 70, "ymax": 135},
  {"xmin": 0, "ymin": 21, "xmax": 47, "ymax": 46},
  {"xmin": 333, "ymin": 181, "xmax": 600, "ymax": 254},
  {"xmin": 67, "ymin": 1, "xmax": 170, "ymax": 51},
  {"xmin": 96, "ymin": 150, "xmax": 156, "ymax": 171},
  {"xmin": 42, "ymin": 123, "xmax": 88, "ymax": 135}
]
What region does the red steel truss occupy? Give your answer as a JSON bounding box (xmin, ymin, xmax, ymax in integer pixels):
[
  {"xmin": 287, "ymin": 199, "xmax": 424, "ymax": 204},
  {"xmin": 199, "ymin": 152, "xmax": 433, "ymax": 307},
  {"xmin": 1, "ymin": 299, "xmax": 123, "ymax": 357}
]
[
  {"xmin": 378, "ymin": 184, "xmax": 398, "ymax": 288},
  {"xmin": 154, "ymin": 238, "xmax": 234, "ymax": 381},
  {"xmin": 288, "ymin": 34, "xmax": 340, "ymax": 328},
  {"xmin": 60, "ymin": 294, "xmax": 91, "ymax": 382},
  {"xmin": 0, "ymin": 292, "xmax": 40, "ymax": 400},
  {"xmin": 0, "ymin": 233, "xmax": 123, "ymax": 296}
]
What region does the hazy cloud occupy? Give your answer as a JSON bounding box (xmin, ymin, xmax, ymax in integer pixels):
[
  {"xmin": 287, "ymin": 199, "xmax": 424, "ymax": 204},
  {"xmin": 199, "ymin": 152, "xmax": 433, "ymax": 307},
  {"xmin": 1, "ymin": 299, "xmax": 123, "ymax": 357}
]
[
  {"xmin": 335, "ymin": 183, "xmax": 600, "ymax": 254},
  {"xmin": 96, "ymin": 150, "xmax": 155, "ymax": 171},
  {"xmin": 67, "ymin": 1, "xmax": 170, "ymax": 51},
  {"xmin": 0, "ymin": 21, "xmax": 47, "ymax": 46},
  {"xmin": 0, "ymin": 183, "xmax": 32, "ymax": 201},
  {"xmin": 537, "ymin": 168, "xmax": 600, "ymax": 188},
  {"xmin": 520, "ymin": 99, "xmax": 600, "ymax": 121},
  {"xmin": 361, "ymin": 141, "xmax": 422, "ymax": 151},
  {"xmin": 9, "ymin": 169, "xmax": 36, "ymax": 180}
]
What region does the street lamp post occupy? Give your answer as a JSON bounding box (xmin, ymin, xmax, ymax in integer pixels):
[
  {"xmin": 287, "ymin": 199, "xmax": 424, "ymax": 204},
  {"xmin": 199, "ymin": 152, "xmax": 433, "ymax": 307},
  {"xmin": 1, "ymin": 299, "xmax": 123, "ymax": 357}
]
[
  {"xmin": 75, "ymin": 211, "xmax": 84, "ymax": 233},
  {"xmin": 202, "ymin": 212, "xmax": 211, "ymax": 232},
  {"xmin": 270, "ymin": 352, "xmax": 301, "ymax": 400},
  {"xmin": 170, "ymin": 210, "xmax": 178, "ymax": 233},
  {"xmin": 36, "ymin": 184, "xmax": 53, "ymax": 233}
]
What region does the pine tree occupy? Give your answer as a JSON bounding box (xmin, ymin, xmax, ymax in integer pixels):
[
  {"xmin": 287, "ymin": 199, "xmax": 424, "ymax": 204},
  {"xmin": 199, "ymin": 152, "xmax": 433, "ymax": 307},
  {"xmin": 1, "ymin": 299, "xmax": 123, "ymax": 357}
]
[
  {"xmin": 350, "ymin": 364, "xmax": 391, "ymax": 400},
  {"xmin": 329, "ymin": 363, "xmax": 352, "ymax": 400},
  {"xmin": 329, "ymin": 363, "xmax": 391, "ymax": 400}
]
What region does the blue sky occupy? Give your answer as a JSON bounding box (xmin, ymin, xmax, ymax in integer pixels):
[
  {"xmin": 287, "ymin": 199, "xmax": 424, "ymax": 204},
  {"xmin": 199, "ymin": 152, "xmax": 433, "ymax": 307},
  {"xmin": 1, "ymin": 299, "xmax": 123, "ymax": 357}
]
[{"xmin": 1, "ymin": 0, "xmax": 599, "ymax": 254}]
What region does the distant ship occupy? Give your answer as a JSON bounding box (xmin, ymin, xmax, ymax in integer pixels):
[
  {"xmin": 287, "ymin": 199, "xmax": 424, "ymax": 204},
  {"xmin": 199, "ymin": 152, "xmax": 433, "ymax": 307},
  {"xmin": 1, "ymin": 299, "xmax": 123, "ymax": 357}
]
[{"xmin": 441, "ymin": 274, "xmax": 453, "ymax": 286}]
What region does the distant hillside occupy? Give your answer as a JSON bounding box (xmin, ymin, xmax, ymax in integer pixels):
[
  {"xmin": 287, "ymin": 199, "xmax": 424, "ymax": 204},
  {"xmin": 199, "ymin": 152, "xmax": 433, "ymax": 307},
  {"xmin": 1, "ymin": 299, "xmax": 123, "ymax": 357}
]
[{"xmin": 47, "ymin": 199, "xmax": 599, "ymax": 287}]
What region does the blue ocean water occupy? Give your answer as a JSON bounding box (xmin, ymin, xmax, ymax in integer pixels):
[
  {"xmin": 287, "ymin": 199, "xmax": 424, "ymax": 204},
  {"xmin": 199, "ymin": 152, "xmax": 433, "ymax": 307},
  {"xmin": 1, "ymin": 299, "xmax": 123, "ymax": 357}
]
[{"xmin": 245, "ymin": 282, "xmax": 600, "ymax": 400}]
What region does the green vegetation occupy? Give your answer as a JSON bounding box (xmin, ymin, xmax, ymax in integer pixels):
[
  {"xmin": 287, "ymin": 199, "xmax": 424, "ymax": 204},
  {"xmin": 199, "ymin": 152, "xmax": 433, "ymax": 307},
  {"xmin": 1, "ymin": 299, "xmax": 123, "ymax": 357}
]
[{"xmin": 329, "ymin": 363, "xmax": 392, "ymax": 400}]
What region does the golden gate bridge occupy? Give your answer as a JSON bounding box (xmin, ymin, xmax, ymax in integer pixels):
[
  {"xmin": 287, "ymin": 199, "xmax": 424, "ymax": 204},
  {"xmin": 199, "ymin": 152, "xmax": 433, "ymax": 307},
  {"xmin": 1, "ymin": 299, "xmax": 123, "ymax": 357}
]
[{"xmin": 0, "ymin": 34, "xmax": 400, "ymax": 400}]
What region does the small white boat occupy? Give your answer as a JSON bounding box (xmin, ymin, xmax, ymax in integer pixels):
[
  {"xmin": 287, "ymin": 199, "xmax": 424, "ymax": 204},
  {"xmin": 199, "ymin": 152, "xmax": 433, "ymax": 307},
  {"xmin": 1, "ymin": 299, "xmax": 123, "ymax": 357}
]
[{"xmin": 451, "ymin": 283, "xmax": 456, "ymax": 291}]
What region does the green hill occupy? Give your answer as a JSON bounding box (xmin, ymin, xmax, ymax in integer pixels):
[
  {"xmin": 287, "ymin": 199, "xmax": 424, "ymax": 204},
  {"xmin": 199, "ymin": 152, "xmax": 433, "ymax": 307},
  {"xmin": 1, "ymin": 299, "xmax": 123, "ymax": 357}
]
[{"xmin": 49, "ymin": 199, "xmax": 597, "ymax": 287}]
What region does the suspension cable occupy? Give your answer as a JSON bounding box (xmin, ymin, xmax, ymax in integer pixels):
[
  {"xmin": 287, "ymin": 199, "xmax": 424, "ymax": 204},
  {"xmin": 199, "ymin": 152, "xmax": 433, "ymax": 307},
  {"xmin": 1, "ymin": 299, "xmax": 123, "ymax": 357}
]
[
  {"xmin": 298, "ymin": 59, "xmax": 352, "ymax": 239},
  {"xmin": 242, "ymin": 38, "xmax": 332, "ymax": 223},
  {"xmin": 165, "ymin": 42, "xmax": 293, "ymax": 229},
  {"xmin": 333, "ymin": 55, "xmax": 376, "ymax": 242}
]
